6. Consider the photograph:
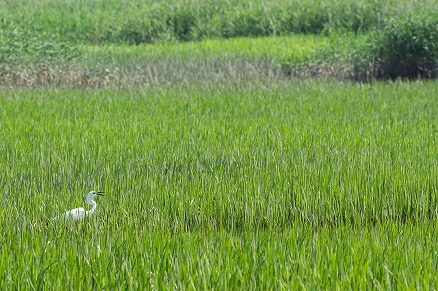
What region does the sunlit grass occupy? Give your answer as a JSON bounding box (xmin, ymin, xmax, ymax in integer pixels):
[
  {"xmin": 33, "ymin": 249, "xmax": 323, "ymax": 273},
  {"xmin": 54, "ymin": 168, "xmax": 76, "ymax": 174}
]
[
  {"xmin": 84, "ymin": 35, "xmax": 332, "ymax": 65},
  {"xmin": 1, "ymin": 80, "xmax": 438, "ymax": 288}
]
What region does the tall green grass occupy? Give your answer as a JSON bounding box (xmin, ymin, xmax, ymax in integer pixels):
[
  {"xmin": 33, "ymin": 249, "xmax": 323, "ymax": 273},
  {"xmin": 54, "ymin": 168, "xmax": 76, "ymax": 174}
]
[
  {"xmin": 353, "ymin": 11, "xmax": 438, "ymax": 81},
  {"xmin": 0, "ymin": 19, "xmax": 81, "ymax": 66},
  {"xmin": 1, "ymin": 0, "xmax": 437, "ymax": 83},
  {"xmin": 2, "ymin": 0, "xmax": 436, "ymax": 44},
  {"xmin": 1, "ymin": 80, "xmax": 438, "ymax": 288}
]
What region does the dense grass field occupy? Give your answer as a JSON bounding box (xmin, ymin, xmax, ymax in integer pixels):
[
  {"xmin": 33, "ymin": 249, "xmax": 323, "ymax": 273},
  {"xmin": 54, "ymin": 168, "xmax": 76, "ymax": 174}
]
[
  {"xmin": 1, "ymin": 80, "xmax": 438, "ymax": 288},
  {"xmin": 2, "ymin": 0, "xmax": 437, "ymax": 44},
  {"xmin": 1, "ymin": 0, "xmax": 438, "ymax": 289}
]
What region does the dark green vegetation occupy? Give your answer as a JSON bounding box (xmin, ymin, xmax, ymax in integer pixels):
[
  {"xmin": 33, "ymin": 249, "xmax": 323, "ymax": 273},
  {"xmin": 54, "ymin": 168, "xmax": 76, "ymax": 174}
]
[
  {"xmin": 354, "ymin": 12, "xmax": 438, "ymax": 80},
  {"xmin": 1, "ymin": 81, "xmax": 438, "ymax": 288}
]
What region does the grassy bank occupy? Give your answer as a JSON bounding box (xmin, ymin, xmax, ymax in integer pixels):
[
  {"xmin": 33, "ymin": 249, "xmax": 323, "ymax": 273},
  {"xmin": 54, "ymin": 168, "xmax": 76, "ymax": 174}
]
[{"xmin": 1, "ymin": 34, "xmax": 365, "ymax": 88}]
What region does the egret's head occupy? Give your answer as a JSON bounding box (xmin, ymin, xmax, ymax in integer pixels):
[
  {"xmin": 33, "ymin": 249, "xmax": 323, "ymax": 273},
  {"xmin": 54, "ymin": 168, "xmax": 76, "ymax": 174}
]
[{"xmin": 87, "ymin": 191, "xmax": 105, "ymax": 201}]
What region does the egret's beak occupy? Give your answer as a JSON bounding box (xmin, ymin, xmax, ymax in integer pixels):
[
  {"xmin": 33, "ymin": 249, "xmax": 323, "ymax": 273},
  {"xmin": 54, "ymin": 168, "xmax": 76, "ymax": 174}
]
[{"xmin": 96, "ymin": 192, "xmax": 105, "ymax": 196}]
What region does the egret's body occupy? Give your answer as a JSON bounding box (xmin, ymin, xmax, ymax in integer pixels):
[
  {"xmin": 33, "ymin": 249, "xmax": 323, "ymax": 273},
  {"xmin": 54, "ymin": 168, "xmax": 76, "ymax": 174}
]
[{"xmin": 61, "ymin": 191, "xmax": 104, "ymax": 221}]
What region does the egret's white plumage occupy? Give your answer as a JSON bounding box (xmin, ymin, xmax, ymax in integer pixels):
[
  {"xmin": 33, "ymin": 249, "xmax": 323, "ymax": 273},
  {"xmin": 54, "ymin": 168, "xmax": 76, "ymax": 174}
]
[{"xmin": 61, "ymin": 191, "xmax": 104, "ymax": 221}]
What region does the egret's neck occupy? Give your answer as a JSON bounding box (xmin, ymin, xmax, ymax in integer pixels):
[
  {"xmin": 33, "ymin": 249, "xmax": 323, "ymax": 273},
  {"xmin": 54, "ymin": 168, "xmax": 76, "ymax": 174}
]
[{"xmin": 86, "ymin": 199, "xmax": 97, "ymax": 215}]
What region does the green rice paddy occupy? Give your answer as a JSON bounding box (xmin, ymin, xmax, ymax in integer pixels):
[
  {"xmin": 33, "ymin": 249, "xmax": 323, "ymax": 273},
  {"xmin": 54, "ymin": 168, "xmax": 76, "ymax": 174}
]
[
  {"xmin": 1, "ymin": 0, "xmax": 438, "ymax": 289},
  {"xmin": 1, "ymin": 81, "xmax": 438, "ymax": 288}
]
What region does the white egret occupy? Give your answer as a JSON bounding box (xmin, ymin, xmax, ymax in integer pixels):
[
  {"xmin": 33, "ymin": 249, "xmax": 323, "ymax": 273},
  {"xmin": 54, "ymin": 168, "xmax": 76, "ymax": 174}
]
[{"xmin": 61, "ymin": 191, "xmax": 104, "ymax": 221}]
